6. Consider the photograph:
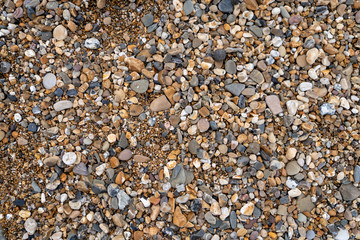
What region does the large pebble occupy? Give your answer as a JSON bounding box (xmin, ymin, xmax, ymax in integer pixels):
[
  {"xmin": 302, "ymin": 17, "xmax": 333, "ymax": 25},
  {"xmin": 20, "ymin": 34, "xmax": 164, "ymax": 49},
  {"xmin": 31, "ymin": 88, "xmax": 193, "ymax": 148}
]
[
  {"xmin": 24, "ymin": 218, "xmax": 37, "ymax": 234},
  {"xmin": 150, "ymin": 95, "xmax": 171, "ymax": 112},
  {"xmin": 53, "ymin": 100, "xmax": 73, "ymax": 111},
  {"xmin": 53, "ymin": 25, "xmax": 68, "ymax": 41},
  {"xmin": 43, "ymin": 73, "xmax": 57, "ymax": 89},
  {"xmin": 306, "ymin": 48, "xmax": 319, "ymax": 65},
  {"xmin": 265, "ymin": 95, "xmax": 283, "ymax": 115},
  {"xmin": 62, "ymin": 152, "xmax": 77, "ymax": 165},
  {"xmin": 84, "ymin": 38, "xmax": 101, "ymax": 49}
]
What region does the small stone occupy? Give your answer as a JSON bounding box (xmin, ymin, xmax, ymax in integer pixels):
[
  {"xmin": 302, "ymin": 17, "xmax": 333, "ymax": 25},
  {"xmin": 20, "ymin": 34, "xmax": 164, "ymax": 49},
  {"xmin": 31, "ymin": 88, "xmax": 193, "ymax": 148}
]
[
  {"xmin": 183, "ymin": 0, "xmax": 194, "ymax": 15},
  {"xmin": 205, "ymin": 212, "xmax": 217, "ymax": 224},
  {"xmin": 198, "ymin": 118, "xmax": 209, "ymax": 132},
  {"xmin": 249, "ymin": 70, "xmax": 264, "ymax": 84},
  {"xmin": 173, "ymin": 207, "xmax": 187, "ymax": 227},
  {"xmin": 289, "ymin": 15, "xmax": 303, "ymax": 25},
  {"xmin": 286, "ymin": 161, "xmax": 301, "ymax": 175},
  {"xmin": 107, "ymin": 134, "xmax": 117, "ymax": 143},
  {"xmin": 286, "ymin": 148, "xmax": 297, "ymax": 160},
  {"xmin": 130, "ymin": 80, "xmax": 149, "ymax": 93},
  {"xmin": 24, "ymin": 218, "xmax": 37, "ymax": 234},
  {"xmin": 73, "ymin": 162, "xmax": 88, "ymax": 175},
  {"xmin": 53, "ymin": 25, "xmax": 68, "ymax": 41},
  {"xmin": 150, "ymin": 95, "xmax": 171, "ymax": 112},
  {"xmin": 62, "ymin": 152, "xmax": 77, "ymax": 165},
  {"xmin": 125, "ymin": 58, "xmax": 145, "ymax": 73},
  {"xmin": 0, "ymin": 62, "xmax": 11, "ymax": 73},
  {"xmin": 218, "ymin": 0, "xmax": 233, "ymax": 13},
  {"xmin": 320, "ymin": 103, "xmax": 336, "ymax": 115},
  {"xmin": 43, "ymin": 156, "xmax": 60, "ymax": 167},
  {"xmin": 306, "ymin": 48, "xmax": 319, "ymax": 65},
  {"xmin": 225, "ymin": 83, "xmax": 245, "ymax": 96},
  {"xmin": 354, "ymin": 165, "xmax": 360, "ymax": 183},
  {"xmin": 97, "ymin": 0, "xmax": 105, "ymax": 9},
  {"xmin": 213, "ymin": 49, "xmax": 227, "ymax": 62},
  {"xmin": 356, "ymin": 11, "xmax": 360, "ymax": 23},
  {"xmin": 84, "ymin": 38, "xmax": 101, "ymax": 49},
  {"xmin": 118, "ymin": 149, "xmax": 132, "ymax": 161},
  {"xmin": 339, "ymin": 184, "xmax": 360, "ymax": 201},
  {"xmin": 117, "ymin": 190, "xmax": 130, "ymax": 210},
  {"xmin": 286, "ymin": 100, "xmax": 299, "ymax": 115},
  {"xmin": 141, "ymin": 14, "xmax": 154, "ymax": 27},
  {"xmin": 43, "ymin": 73, "xmax": 57, "ymax": 89},
  {"xmin": 299, "ymin": 82, "xmax": 313, "ymax": 91},
  {"xmin": 297, "ymin": 195, "xmax": 315, "ymax": 212},
  {"xmin": 240, "ymin": 202, "xmax": 254, "ymax": 215},
  {"xmin": 335, "ymin": 229, "xmax": 349, "ymax": 240},
  {"xmin": 244, "ymin": 0, "xmax": 258, "ymax": 10},
  {"xmin": 265, "ymin": 95, "xmax": 283, "ymax": 115},
  {"xmin": 225, "ymin": 60, "xmax": 236, "ymax": 74},
  {"xmin": 53, "ymin": 100, "xmax": 73, "ymax": 111}
]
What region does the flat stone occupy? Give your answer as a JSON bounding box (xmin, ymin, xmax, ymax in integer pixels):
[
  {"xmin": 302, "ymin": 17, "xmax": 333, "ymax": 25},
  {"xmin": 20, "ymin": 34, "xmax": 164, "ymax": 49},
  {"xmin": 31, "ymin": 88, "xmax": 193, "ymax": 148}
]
[
  {"xmin": 43, "ymin": 73, "xmax": 57, "ymax": 89},
  {"xmin": 198, "ymin": 118, "xmax": 210, "ymax": 132},
  {"xmin": 354, "ymin": 165, "xmax": 360, "ymax": 183},
  {"xmin": 43, "ymin": 156, "xmax": 60, "ymax": 167},
  {"xmin": 297, "ymin": 195, "xmax": 315, "ymax": 212},
  {"xmin": 53, "ymin": 25, "xmax": 67, "ymax": 41},
  {"xmin": 130, "ymin": 80, "xmax": 149, "ymax": 93},
  {"xmin": 118, "ymin": 149, "xmax": 132, "ymax": 161},
  {"xmin": 244, "ymin": 0, "xmax": 258, "ymax": 10},
  {"xmin": 213, "ymin": 49, "xmax": 227, "ymax": 62},
  {"xmin": 306, "ymin": 48, "xmax": 319, "ymax": 65},
  {"xmin": 218, "ymin": 0, "xmax": 233, "ymax": 13},
  {"xmin": 125, "ymin": 58, "xmax": 145, "ymax": 73},
  {"xmin": 225, "ymin": 60, "xmax": 236, "ymax": 74},
  {"xmin": 289, "ymin": 15, "xmax": 303, "ymax": 25},
  {"xmin": 240, "ymin": 202, "xmax": 254, "ymax": 215},
  {"xmin": 183, "ymin": 0, "xmax": 194, "ymax": 15},
  {"xmin": 53, "ymin": 100, "xmax": 73, "ymax": 111},
  {"xmin": 249, "ymin": 26, "xmax": 263, "ymax": 38},
  {"xmin": 73, "ymin": 162, "xmax": 89, "ymax": 175},
  {"xmin": 249, "ymin": 70, "xmax": 264, "ymax": 84},
  {"xmin": 24, "ymin": 218, "xmax": 37, "ymax": 234},
  {"xmin": 117, "ymin": 190, "xmax": 130, "ymax": 210},
  {"xmin": 286, "ymin": 161, "xmax": 301, "ymax": 175},
  {"xmin": 265, "ymin": 95, "xmax": 283, "ymax": 115},
  {"xmin": 225, "ymin": 83, "xmax": 245, "ymax": 96},
  {"xmin": 150, "ymin": 95, "xmax": 171, "ymax": 112},
  {"xmin": 0, "ymin": 61, "xmax": 11, "ymax": 73},
  {"xmin": 62, "ymin": 152, "xmax": 77, "ymax": 165},
  {"xmin": 84, "ymin": 38, "xmax": 101, "ymax": 49},
  {"xmin": 340, "ymin": 184, "xmax": 360, "ymax": 201},
  {"xmin": 141, "ymin": 14, "xmax": 154, "ymax": 27}
]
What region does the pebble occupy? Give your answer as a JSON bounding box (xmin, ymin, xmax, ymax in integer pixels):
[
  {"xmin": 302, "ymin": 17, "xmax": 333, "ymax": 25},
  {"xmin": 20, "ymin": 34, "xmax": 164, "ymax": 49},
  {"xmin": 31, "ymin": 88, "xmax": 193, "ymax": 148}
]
[
  {"xmin": 213, "ymin": 49, "xmax": 227, "ymax": 62},
  {"xmin": 53, "ymin": 25, "xmax": 68, "ymax": 41},
  {"xmin": 42, "ymin": 73, "xmax": 57, "ymax": 89},
  {"xmin": 218, "ymin": 0, "xmax": 233, "ymax": 13},
  {"xmin": 265, "ymin": 95, "xmax": 283, "ymax": 115},
  {"xmin": 286, "ymin": 161, "xmax": 301, "ymax": 175},
  {"xmin": 130, "ymin": 80, "xmax": 149, "ymax": 93},
  {"xmin": 24, "ymin": 218, "xmax": 37, "ymax": 235},
  {"xmin": 320, "ymin": 103, "xmax": 336, "ymax": 115},
  {"xmin": 354, "ymin": 165, "xmax": 360, "ymax": 183},
  {"xmin": 62, "ymin": 152, "xmax": 77, "ymax": 165},
  {"xmin": 306, "ymin": 48, "xmax": 319, "ymax": 65},
  {"xmin": 150, "ymin": 95, "xmax": 171, "ymax": 112},
  {"xmin": 0, "ymin": 62, "xmax": 11, "ymax": 73},
  {"xmin": 183, "ymin": 0, "xmax": 194, "ymax": 15},
  {"xmin": 84, "ymin": 38, "xmax": 101, "ymax": 49},
  {"xmin": 141, "ymin": 14, "xmax": 154, "ymax": 27},
  {"xmin": 339, "ymin": 184, "xmax": 360, "ymax": 201},
  {"xmin": 53, "ymin": 100, "xmax": 73, "ymax": 111},
  {"xmin": 225, "ymin": 83, "xmax": 245, "ymax": 96}
]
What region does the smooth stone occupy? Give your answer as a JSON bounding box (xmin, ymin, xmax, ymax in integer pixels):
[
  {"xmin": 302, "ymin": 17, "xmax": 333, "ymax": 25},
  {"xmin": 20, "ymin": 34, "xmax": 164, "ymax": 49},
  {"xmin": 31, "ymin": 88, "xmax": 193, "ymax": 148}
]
[
  {"xmin": 335, "ymin": 229, "xmax": 349, "ymax": 240},
  {"xmin": 205, "ymin": 212, "xmax": 217, "ymax": 225},
  {"xmin": 43, "ymin": 156, "xmax": 60, "ymax": 167},
  {"xmin": 249, "ymin": 26, "xmax": 263, "ymax": 38},
  {"xmin": 62, "ymin": 152, "xmax": 77, "ymax": 165},
  {"xmin": 289, "ymin": 15, "xmax": 303, "ymax": 25},
  {"xmin": 43, "ymin": 73, "xmax": 57, "ymax": 89},
  {"xmin": 198, "ymin": 118, "xmax": 210, "ymax": 132},
  {"xmin": 130, "ymin": 80, "xmax": 149, "ymax": 93},
  {"xmin": 24, "ymin": 218, "xmax": 37, "ymax": 234},
  {"xmin": 189, "ymin": 139, "xmax": 199, "ymax": 155},
  {"xmin": 117, "ymin": 190, "xmax": 131, "ymax": 210},
  {"xmin": 286, "ymin": 161, "xmax": 301, "ymax": 175},
  {"xmin": 299, "ymin": 82, "xmax": 313, "ymax": 91},
  {"xmin": 249, "ymin": 70, "xmax": 264, "ymax": 84},
  {"xmin": 280, "ymin": 6, "xmax": 290, "ymax": 18},
  {"xmin": 218, "ymin": 0, "xmax": 233, "ymax": 13},
  {"xmin": 320, "ymin": 103, "xmax": 336, "ymax": 115},
  {"xmin": 356, "ymin": 11, "xmax": 360, "ymax": 23},
  {"xmin": 73, "ymin": 162, "xmax": 89, "ymax": 175},
  {"xmin": 339, "ymin": 184, "xmax": 360, "ymax": 201},
  {"xmin": 286, "ymin": 100, "xmax": 299, "ymax": 115},
  {"xmin": 265, "ymin": 95, "xmax": 283, "ymax": 115},
  {"xmin": 53, "ymin": 100, "xmax": 73, "ymax": 111},
  {"xmin": 354, "ymin": 165, "xmax": 360, "ymax": 183},
  {"xmin": 0, "ymin": 61, "xmax": 11, "ymax": 73},
  {"xmin": 118, "ymin": 149, "xmax": 132, "ymax": 161},
  {"xmin": 225, "ymin": 60, "xmax": 236, "ymax": 74},
  {"xmin": 230, "ymin": 211, "xmax": 237, "ymax": 229},
  {"xmin": 297, "ymin": 195, "xmax": 315, "ymax": 212},
  {"xmin": 183, "ymin": 0, "xmax": 194, "ymax": 15},
  {"xmin": 53, "ymin": 25, "xmax": 67, "ymax": 41},
  {"xmin": 84, "ymin": 38, "xmax": 101, "ymax": 49},
  {"xmin": 306, "ymin": 48, "xmax": 319, "ymax": 65},
  {"xmin": 150, "ymin": 95, "xmax": 171, "ymax": 112},
  {"xmin": 225, "ymin": 83, "xmax": 245, "ymax": 96},
  {"xmin": 213, "ymin": 49, "xmax": 227, "ymax": 62},
  {"xmin": 141, "ymin": 14, "xmax": 154, "ymax": 27},
  {"xmin": 170, "ymin": 164, "xmax": 194, "ymax": 188},
  {"xmin": 306, "ymin": 230, "xmax": 316, "ymax": 240}
]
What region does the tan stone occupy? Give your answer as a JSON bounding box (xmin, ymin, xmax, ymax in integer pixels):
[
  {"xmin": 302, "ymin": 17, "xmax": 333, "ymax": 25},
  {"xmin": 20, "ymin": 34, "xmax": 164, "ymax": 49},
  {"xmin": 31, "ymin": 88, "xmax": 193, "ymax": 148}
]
[{"xmin": 173, "ymin": 207, "xmax": 187, "ymax": 227}]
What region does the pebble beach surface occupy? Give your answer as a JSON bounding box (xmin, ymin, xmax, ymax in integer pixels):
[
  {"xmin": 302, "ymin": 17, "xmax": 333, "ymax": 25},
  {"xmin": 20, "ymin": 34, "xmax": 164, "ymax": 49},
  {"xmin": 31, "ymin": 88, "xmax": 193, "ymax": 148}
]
[{"xmin": 1, "ymin": 0, "xmax": 360, "ymax": 239}]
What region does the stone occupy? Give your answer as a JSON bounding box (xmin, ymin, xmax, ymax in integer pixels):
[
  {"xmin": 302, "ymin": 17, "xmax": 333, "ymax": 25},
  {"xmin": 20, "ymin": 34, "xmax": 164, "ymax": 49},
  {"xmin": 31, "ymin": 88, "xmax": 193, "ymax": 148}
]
[
  {"xmin": 265, "ymin": 95, "xmax": 283, "ymax": 115},
  {"xmin": 356, "ymin": 11, "xmax": 360, "ymax": 23},
  {"xmin": 320, "ymin": 103, "xmax": 336, "ymax": 115},
  {"xmin": 299, "ymin": 82, "xmax": 313, "ymax": 91},
  {"xmin": 24, "ymin": 218, "xmax": 37, "ymax": 234},
  {"xmin": 244, "ymin": 0, "xmax": 258, "ymax": 10},
  {"xmin": 286, "ymin": 148, "xmax": 297, "ymax": 160},
  {"xmin": 183, "ymin": 0, "xmax": 194, "ymax": 15},
  {"xmin": 213, "ymin": 49, "xmax": 227, "ymax": 62},
  {"xmin": 339, "ymin": 184, "xmax": 360, "ymax": 201},
  {"xmin": 170, "ymin": 164, "xmax": 194, "ymax": 188},
  {"xmin": 54, "ymin": 100, "xmax": 73, "ymax": 111},
  {"xmin": 125, "ymin": 58, "xmax": 145, "ymax": 73},
  {"xmin": 225, "ymin": 83, "xmax": 245, "ymax": 96},
  {"xmin": 205, "ymin": 212, "xmax": 217, "ymax": 224},
  {"xmin": 218, "ymin": 0, "xmax": 233, "ymax": 13},
  {"xmin": 53, "ymin": 25, "xmax": 68, "ymax": 41},
  {"xmin": 198, "ymin": 118, "xmax": 209, "ymax": 132},
  {"xmin": 43, "ymin": 73, "xmax": 57, "ymax": 89},
  {"xmin": 43, "ymin": 156, "xmax": 60, "ymax": 167},
  {"xmin": 118, "ymin": 149, "xmax": 132, "ymax": 161},
  {"xmin": 141, "ymin": 14, "xmax": 154, "ymax": 27},
  {"xmin": 286, "ymin": 161, "xmax": 301, "ymax": 175},
  {"xmin": 286, "ymin": 100, "xmax": 299, "ymax": 115},
  {"xmin": 240, "ymin": 202, "xmax": 254, "ymax": 215},
  {"xmin": 117, "ymin": 190, "xmax": 130, "ymax": 210},
  {"xmin": 306, "ymin": 48, "xmax": 319, "ymax": 65},
  {"xmin": 130, "ymin": 80, "xmax": 149, "ymax": 93},
  {"xmin": 97, "ymin": 0, "xmax": 105, "ymax": 9},
  {"xmin": 84, "ymin": 38, "xmax": 101, "ymax": 49},
  {"xmin": 0, "ymin": 61, "xmax": 11, "ymax": 73},
  {"xmin": 335, "ymin": 229, "xmax": 349, "ymax": 240},
  {"xmin": 354, "ymin": 165, "xmax": 360, "ymax": 183},
  {"xmin": 173, "ymin": 207, "xmax": 187, "ymax": 227},
  {"xmin": 150, "ymin": 95, "xmax": 171, "ymax": 112},
  {"xmin": 225, "ymin": 60, "xmax": 236, "ymax": 74},
  {"xmin": 289, "ymin": 15, "xmax": 303, "ymax": 25},
  {"xmin": 73, "ymin": 162, "xmax": 89, "ymax": 175},
  {"xmin": 249, "ymin": 26, "xmax": 263, "ymax": 38},
  {"xmin": 249, "ymin": 70, "xmax": 264, "ymax": 84},
  {"xmin": 62, "ymin": 152, "xmax": 77, "ymax": 165},
  {"xmin": 297, "ymin": 195, "xmax": 315, "ymax": 212}
]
